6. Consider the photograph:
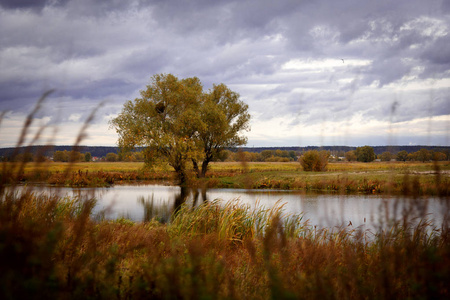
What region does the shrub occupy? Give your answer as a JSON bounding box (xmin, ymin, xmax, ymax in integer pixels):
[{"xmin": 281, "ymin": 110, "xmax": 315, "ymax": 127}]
[
  {"xmin": 433, "ymin": 151, "xmax": 447, "ymax": 161},
  {"xmin": 380, "ymin": 151, "xmax": 392, "ymax": 161},
  {"xmin": 416, "ymin": 148, "xmax": 432, "ymax": 162},
  {"xmin": 299, "ymin": 150, "xmax": 329, "ymax": 171},
  {"xmin": 106, "ymin": 152, "xmax": 118, "ymax": 162},
  {"xmin": 84, "ymin": 152, "xmax": 91, "ymax": 162},
  {"xmin": 266, "ymin": 156, "xmax": 289, "ymax": 162},
  {"xmin": 355, "ymin": 146, "xmax": 375, "ymax": 162},
  {"xmin": 396, "ymin": 150, "xmax": 408, "ymax": 162},
  {"xmin": 345, "ymin": 150, "xmax": 357, "ymax": 161}
]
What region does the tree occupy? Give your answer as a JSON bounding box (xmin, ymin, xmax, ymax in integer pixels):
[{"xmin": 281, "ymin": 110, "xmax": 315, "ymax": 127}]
[
  {"xmin": 249, "ymin": 152, "xmax": 262, "ymax": 162},
  {"xmin": 106, "ymin": 153, "xmax": 118, "ymax": 162},
  {"xmin": 111, "ymin": 74, "xmax": 204, "ymax": 184},
  {"xmin": 110, "ymin": 74, "xmax": 250, "ymax": 184},
  {"xmin": 407, "ymin": 153, "xmax": 417, "ymax": 161},
  {"xmin": 432, "ymin": 151, "xmax": 446, "ymax": 161},
  {"xmin": 355, "ymin": 146, "xmax": 375, "ymax": 162},
  {"xmin": 53, "ymin": 150, "xmax": 68, "ymax": 162},
  {"xmin": 214, "ymin": 149, "xmax": 231, "ymax": 162},
  {"xmin": 416, "ymin": 148, "xmax": 431, "ymax": 162},
  {"xmin": 261, "ymin": 150, "xmax": 274, "ymax": 161},
  {"xmin": 85, "ymin": 152, "xmax": 92, "ymax": 162},
  {"xmin": 275, "ymin": 149, "xmax": 289, "ymax": 158},
  {"xmin": 299, "ymin": 150, "xmax": 329, "ymax": 171},
  {"xmin": 345, "ymin": 150, "xmax": 357, "ymax": 162},
  {"xmin": 68, "ymin": 150, "xmax": 84, "ymax": 162},
  {"xmin": 396, "ymin": 150, "xmax": 408, "ymax": 162},
  {"xmin": 442, "ymin": 149, "xmax": 450, "ymax": 161},
  {"xmin": 380, "ymin": 151, "xmax": 392, "ymax": 162},
  {"xmin": 193, "ymin": 83, "xmax": 250, "ymax": 177},
  {"xmin": 288, "ymin": 150, "xmax": 297, "ymax": 161}
]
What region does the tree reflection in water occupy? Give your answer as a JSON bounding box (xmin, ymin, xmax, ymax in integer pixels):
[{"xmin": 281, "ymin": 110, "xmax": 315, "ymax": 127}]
[{"xmin": 138, "ymin": 185, "xmax": 209, "ymax": 223}]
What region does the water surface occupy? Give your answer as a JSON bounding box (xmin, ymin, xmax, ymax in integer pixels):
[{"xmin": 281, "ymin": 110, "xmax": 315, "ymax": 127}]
[{"xmin": 25, "ymin": 184, "xmax": 447, "ymax": 230}]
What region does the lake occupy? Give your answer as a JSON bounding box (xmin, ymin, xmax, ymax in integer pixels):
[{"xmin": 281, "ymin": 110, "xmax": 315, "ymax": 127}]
[{"xmin": 21, "ymin": 184, "xmax": 448, "ymax": 231}]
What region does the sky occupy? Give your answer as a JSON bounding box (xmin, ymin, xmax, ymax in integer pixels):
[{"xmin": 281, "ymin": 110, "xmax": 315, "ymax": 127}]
[{"xmin": 0, "ymin": 0, "xmax": 449, "ymax": 148}]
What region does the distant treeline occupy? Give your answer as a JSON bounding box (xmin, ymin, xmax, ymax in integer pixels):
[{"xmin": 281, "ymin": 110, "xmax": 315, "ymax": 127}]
[
  {"xmin": 0, "ymin": 146, "xmax": 121, "ymax": 159},
  {"xmin": 1, "ymin": 145, "xmax": 449, "ymax": 160},
  {"xmin": 240, "ymin": 145, "xmax": 450, "ymax": 155}
]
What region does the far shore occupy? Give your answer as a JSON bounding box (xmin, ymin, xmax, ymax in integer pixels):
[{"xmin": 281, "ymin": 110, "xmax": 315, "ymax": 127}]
[{"xmin": 2, "ymin": 161, "xmax": 448, "ymax": 196}]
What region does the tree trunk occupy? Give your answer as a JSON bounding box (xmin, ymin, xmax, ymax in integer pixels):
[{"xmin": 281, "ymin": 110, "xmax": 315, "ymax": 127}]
[
  {"xmin": 200, "ymin": 158, "xmax": 210, "ymax": 178},
  {"xmin": 175, "ymin": 167, "xmax": 187, "ymax": 185},
  {"xmin": 192, "ymin": 159, "xmax": 200, "ymax": 178},
  {"xmin": 171, "ymin": 158, "xmax": 188, "ymax": 185}
]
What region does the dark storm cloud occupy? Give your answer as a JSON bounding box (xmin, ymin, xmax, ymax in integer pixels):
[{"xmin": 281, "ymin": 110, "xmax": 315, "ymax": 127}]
[
  {"xmin": 62, "ymin": 78, "xmax": 139, "ymax": 100},
  {"xmin": 0, "ymin": 0, "xmax": 55, "ymax": 10},
  {"xmin": 0, "ymin": 0, "xmax": 141, "ymax": 14},
  {"xmin": 0, "ymin": 0, "xmax": 448, "ymax": 146},
  {"xmin": 419, "ymin": 34, "xmax": 450, "ymax": 79}
]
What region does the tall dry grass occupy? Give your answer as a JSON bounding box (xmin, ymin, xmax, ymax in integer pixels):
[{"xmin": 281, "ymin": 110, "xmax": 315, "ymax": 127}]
[{"xmin": 2, "ymin": 190, "xmax": 448, "ymax": 299}]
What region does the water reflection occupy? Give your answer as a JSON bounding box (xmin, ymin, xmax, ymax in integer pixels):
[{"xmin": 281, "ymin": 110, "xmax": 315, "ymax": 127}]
[
  {"xmin": 10, "ymin": 184, "xmax": 448, "ymax": 230},
  {"xmin": 136, "ymin": 185, "xmax": 210, "ymax": 223},
  {"xmin": 139, "ymin": 195, "xmax": 172, "ymax": 223}
]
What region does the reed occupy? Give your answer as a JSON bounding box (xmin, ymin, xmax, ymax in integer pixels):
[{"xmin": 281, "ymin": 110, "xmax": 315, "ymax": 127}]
[{"xmin": 1, "ymin": 184, "xmax": 449, "ymax": 299}]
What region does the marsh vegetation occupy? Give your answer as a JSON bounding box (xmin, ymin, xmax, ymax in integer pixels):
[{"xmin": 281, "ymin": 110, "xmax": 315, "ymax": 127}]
[
  {"xmin": 1, "ymin": 151, "xmax": 449, "ymax": 299},
  {"xmin": 1, "ymin": 175, "xmax": 449, "ymax": 299},
  {"xmin": 5, "ymin": 160, "xmax": 449, "ymax": 196}
]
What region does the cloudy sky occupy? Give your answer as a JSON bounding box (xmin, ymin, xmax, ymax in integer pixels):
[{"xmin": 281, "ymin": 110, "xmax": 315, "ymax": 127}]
[{"xmin": 0, "ymin": 0, "xmax": 449, "ymax": 148}]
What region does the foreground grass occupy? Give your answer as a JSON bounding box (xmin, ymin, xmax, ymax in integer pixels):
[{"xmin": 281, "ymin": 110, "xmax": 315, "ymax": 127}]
[
  {"xmin": 1, "ymin": 189, "xmax": 448, "ymax": 299},
  {"xmin": 5, "ymin": 160, "xmax": 449, "ymax": 195}
]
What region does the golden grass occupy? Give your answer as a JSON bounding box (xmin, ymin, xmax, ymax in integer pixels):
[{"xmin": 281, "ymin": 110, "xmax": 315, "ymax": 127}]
[
  {"xmin": 11, "ymin": 160, "xmax": 448, "ymax": 176},
  {"xmin": 3, "ymin": 160, "xmax": 448, "ymax": 195},
  {"xmin": 203, "ymin": 161, "xmax": 449, "ymax": 195},
  {"xmin": 15, "ymin": 161, "xmax": 147, "ymax": 173}
]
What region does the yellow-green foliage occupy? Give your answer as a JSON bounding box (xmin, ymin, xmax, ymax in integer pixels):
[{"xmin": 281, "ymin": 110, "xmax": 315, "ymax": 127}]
[{"xmin": 299, "ymin": 150, "xmax": 330, "ymax": 171}]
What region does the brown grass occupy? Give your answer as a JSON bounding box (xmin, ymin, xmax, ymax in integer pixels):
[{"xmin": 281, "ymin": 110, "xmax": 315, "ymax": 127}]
[
  {"xmin": 6, "ymin": 160, "xmax": 449, "ymax": 196},
  {"xmin": 1, "ymin": 188, "xmax": 449, "ymax": 299}
]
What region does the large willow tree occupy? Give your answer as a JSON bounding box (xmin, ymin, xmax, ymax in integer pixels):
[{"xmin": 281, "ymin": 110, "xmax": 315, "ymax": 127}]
[{"xmin": 110, "ymin": 74, "xmax": 250, "ymax": 184}]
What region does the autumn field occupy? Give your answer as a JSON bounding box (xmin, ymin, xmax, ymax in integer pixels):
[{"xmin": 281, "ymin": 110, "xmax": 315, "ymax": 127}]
[{"xmin": 5, "ymin": 160, "xmax": 450, "ymax": 196}]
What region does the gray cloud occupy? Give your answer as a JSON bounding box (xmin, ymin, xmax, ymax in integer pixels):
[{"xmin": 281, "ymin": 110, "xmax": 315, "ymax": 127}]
[
  {"xmin": 0, "ymin": 0, "xmax": 58, "ymax": 11},
  {"xmin": 0, "ymin": 0, "xmax": 449, "ymax": 146}
]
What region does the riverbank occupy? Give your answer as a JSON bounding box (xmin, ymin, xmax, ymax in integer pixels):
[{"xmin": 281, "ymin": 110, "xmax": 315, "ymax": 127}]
[{"xmin": 2, "ymin": 161, "xmax": 449, "ymax": 195}]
